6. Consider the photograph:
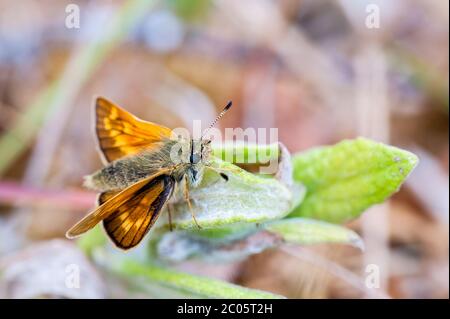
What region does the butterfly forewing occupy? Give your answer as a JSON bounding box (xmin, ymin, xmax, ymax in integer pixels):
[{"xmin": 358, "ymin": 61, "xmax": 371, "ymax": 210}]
[
  {"xmin": 95, "ymin": 97, "xmax": 172, "ymax": 163},
  {"xmin": 102, "ymin": 175, "xmax": 174, "ymax": 249}
]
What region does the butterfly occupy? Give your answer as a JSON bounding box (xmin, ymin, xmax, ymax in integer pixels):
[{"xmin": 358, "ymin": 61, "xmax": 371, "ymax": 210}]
[{"xmin": 66, "ymin": 97, "xmax": 232, "ymax": 249}]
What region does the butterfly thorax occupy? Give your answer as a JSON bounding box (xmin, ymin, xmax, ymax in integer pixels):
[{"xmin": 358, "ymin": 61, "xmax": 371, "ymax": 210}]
[{"xmin": 84, "ymin": 138, "xmax": 212, "ymax": 192}]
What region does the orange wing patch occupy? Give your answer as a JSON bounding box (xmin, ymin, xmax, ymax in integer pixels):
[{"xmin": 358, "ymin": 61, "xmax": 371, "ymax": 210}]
[
  {"xmin": 66, "ymin": 171, "xmax": 173, "ymax": 241},
  {"xmin": 103, "ymin": 175, "xmax": 175, "ymax": 249},
  {"xmin": 95, "ymin": 97, "xmax": 172, "ymax": 163}
]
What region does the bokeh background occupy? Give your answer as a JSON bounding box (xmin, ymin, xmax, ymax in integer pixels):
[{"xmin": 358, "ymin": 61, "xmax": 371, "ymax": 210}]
[{"xmin": 0, "ymin": 0, "xmax": 448, "ymax": 298}]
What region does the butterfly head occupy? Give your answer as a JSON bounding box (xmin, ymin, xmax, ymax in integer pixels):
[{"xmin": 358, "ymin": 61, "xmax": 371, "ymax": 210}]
[
  {"xmin": 187, "ymin": 101, "xmax": 232, "ymax": 187},
  {"xmin": 187, "ymin": 139, "xmax": 211, "ymax": 187}
]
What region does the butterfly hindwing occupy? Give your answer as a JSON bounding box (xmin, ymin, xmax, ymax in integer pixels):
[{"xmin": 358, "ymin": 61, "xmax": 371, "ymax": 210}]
[
  {"xmin": 102, "ymin": 175, "xmax": 175, "ymax": 249},
  {"xmin": 95, "ymin": 97, "xmax": 172, "ymax": 163},
  {"xmin": 66, "ymin": 170, "xmax": 172, "ymax": 240},
  {"xmin": 98, "ymin": 191, "xmax": 118, "ymax": 206}
]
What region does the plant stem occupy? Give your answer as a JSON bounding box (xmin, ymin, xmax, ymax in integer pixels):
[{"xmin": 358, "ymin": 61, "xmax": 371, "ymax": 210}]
[{"xmin": 0, "ymin": 0, "xmax": 157, "ymax": 175}]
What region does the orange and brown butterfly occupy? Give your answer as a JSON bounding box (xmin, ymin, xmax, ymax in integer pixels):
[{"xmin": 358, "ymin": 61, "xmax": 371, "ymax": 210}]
[{"xmin": 66, "ymin": 97, "xmax": 232, "ymax": 250}]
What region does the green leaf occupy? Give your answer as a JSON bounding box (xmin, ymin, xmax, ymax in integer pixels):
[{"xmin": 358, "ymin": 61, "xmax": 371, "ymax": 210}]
[
  {"xmin": 152, "ymin": 225, "xmax": 280, "ymax": 263},
  {"xmin": 289, "ymin": 138, "xmax": 418, "ymax": 223},
  {"xmin": 114, "ymin": 259, "xmax": 285, "ymax": 299},
  {"xmin": 153, "ymin": 217, "xmax": 362, "ymax": 263},
  {"xmin": 160, "ymin": 158, "xmax": 301, "ymax": 229},
  {"xmin": 185, "ymin": 224, "xmax": 257, "ymax": 241},
  {"xmin": 263, "ymin": 218, "xmax": 363, "ymax": 249}
]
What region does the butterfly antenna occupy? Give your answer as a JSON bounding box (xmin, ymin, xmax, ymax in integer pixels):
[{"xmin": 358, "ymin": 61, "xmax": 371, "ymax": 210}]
[{"xmin": 202, "ymin": 101, "xmax": 232, "ymax": 139}]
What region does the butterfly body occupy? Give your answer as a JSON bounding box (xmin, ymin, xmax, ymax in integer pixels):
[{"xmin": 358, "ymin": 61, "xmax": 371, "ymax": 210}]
[
  {"xmin": 66, "ymin": 97, "xmax": 231, "ymax": 250},
  {"xmin": 84, "ymin": 138, "xmax": 212, "ymax": 192}
]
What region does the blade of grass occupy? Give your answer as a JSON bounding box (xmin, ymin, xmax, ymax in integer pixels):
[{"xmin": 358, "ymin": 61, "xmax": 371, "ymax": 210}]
[
  {"xmin": 113, "ymin": 259, "xmax": 286, "ymax": 299},
  {"xmin": 0, "ymin": 0, "xmax": 157, "ymax": 175}
]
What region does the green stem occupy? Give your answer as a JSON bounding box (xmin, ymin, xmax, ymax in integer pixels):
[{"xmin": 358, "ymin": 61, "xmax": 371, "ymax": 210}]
[
  {"xmin": 212, "ymin": 142, "xmax": 280, "ymax": 165},
  {"xmin": 0, "ymin": 0, "xmax": 157, "ymax": 175},
  {"xmin": 114, "ymin": 259, "xmax": 285, "ymax": 299}
]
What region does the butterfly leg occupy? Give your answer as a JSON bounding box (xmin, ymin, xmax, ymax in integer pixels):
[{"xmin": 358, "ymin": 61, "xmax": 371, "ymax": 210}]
[{"xmin": 183, "ymin": 176, "xmax": 202, "ymax": 229}]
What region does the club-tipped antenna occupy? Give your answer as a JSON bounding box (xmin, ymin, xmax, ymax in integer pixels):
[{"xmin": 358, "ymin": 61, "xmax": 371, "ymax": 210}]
[{"xmin": 202, "ymin": 101, "xmax": 232, "ymax": 139}]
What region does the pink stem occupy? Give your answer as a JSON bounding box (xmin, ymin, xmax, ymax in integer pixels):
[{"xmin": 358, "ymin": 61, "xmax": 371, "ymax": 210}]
[{"xmin": 0, "ymin": 181, "xmax": 96, "ymax": 210}]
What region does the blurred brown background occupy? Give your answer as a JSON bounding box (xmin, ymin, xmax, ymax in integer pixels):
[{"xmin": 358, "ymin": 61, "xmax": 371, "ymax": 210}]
[{"xmin": 0, "ymin": 0, "xmax": 448, "ymax": 298}]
